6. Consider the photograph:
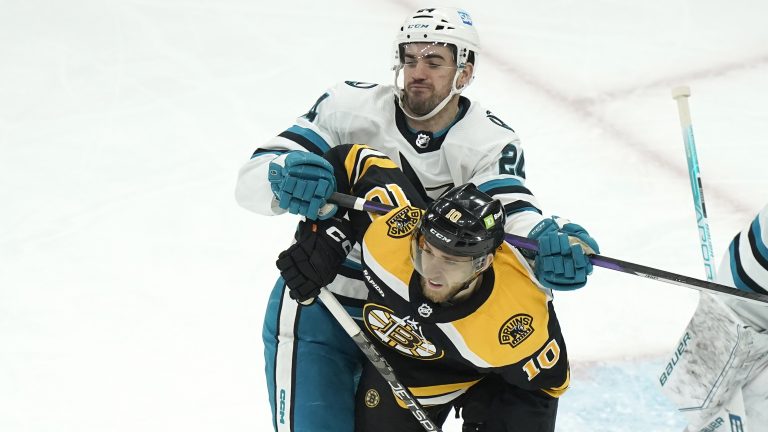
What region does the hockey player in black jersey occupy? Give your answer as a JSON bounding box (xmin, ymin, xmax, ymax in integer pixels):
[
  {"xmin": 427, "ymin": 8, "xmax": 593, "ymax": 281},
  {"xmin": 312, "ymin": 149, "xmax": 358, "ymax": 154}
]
[{"xmin": 276, "ymin": 144, "xmax": 598, "ymax": 431}]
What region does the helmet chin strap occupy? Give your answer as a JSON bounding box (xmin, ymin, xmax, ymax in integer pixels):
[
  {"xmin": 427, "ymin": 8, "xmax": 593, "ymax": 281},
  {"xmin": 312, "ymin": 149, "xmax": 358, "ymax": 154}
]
[{"xmin": 395, "ymin": 66, "xmax": 467, "ymax": 122}]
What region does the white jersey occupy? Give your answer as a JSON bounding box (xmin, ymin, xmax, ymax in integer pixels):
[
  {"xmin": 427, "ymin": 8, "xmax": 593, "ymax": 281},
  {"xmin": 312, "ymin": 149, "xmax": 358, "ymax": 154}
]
[
  {"xmin": 661, "ymin": 204, "xmax": 768, "ymax": 432},
  {"xmin": 236, "ymin": 81, "xmax": 546, "ymax": 301},
  {"xmin": 718, "ymin": 203, "xmax": 768, "ymax": 330}
]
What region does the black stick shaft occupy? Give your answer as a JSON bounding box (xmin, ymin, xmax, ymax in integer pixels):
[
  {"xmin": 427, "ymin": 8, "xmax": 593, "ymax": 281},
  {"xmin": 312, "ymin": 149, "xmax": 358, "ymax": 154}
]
[{"xmin": 329, "ymin": 192, "xmax": 768, "ymax": 306}]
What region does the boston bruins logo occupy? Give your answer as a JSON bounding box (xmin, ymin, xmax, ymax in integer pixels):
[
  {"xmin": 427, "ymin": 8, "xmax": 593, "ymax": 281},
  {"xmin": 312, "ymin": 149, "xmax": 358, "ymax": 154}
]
[
  {"xmin": 498, "ymin": 314, "xmax": 534, "ymax": 348},
  {"xmin": 363, "ymin": 303, "xmax": 443, "ymax": 360},
  {"xmin": 364, "ymin": 389, "xmax": 380, "ymax": 408},
  {"xmin": 385, "ymin": 206, "xmax": 421, "ymax": 238}
]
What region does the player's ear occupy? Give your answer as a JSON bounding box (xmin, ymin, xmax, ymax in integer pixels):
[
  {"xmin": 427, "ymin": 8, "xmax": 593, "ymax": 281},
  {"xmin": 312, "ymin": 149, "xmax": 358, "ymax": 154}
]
[
  {"xmin": 480, "ymin": 253, "xmax": 493, "ymax": 272},
  {"xmin": 458, "ymin": 62, "xmax": 474, "ymax": 89}
]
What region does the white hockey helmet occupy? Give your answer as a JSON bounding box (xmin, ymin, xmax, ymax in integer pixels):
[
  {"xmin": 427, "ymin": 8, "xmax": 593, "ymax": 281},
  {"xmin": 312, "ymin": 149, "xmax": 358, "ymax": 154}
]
[
  {"xmin": 393, "ymin": 7, "xmax": 481, "ymax": 69},
  {"xmin": 392, "ymin": 8, "xmax": 481, "ymax": 121}
]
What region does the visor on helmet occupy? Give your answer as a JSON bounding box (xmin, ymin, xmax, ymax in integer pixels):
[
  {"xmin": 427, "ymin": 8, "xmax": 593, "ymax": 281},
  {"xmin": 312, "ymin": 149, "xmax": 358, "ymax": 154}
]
[
  {"xmin": 410, "ymin": 230, "xmax": 487, "ymax": 289},
  {"xmin": 397, "ymin": 42, "xmax": 458, "ymax": 69}
]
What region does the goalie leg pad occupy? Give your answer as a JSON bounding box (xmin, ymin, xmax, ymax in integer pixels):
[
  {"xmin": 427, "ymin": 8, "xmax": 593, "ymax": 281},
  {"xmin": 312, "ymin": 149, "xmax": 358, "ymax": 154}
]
[
  {"xmin": 742, "ymin": 336, "xmax": 768, "ymax": 432},
  {"xmin": 660, "ymin": 294, "xmax": 755, "ymax": 414}
]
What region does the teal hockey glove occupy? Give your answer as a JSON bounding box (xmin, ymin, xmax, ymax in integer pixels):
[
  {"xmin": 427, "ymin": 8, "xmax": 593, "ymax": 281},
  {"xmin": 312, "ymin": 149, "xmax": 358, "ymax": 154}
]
[
  {"xmin": 527, "ymin": 217, "xmax": 600, "ymax": 291},
  {"xmin": 559, "ymin": 220, "xmax": 599, "ymax": 255},
  {"xmin": 268, "ymin": 151, "xmax": 337, "ymax": 220}
]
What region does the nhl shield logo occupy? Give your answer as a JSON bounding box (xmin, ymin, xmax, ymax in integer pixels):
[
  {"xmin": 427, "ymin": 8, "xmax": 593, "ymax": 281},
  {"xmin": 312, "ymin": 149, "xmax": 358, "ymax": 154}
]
[
  {"xmin": 417, "ymin": 303, "xmax": 433, "ymax": 318},
  {"xmin": 498, "ymin": 314, "xmax": 534, "ymax": 348},
  {"xmin": 385, "ymin": 206, "xmax": 421, "ymax": 238},
  {"xmin": 415, "ymin": 132, "xmax": 431, "ymax": 148}
]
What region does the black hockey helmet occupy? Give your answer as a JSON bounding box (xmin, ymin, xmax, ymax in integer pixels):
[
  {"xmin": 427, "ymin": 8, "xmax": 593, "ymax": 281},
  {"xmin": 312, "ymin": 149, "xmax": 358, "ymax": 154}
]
[{"xmin": 419, "ymin": 183, "xmax": 505, "ymax": 257}]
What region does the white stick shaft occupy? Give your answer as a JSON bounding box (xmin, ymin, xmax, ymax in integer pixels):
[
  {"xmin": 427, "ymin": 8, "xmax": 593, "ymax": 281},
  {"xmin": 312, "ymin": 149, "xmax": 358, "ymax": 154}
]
[
  {"xmin": 317, "ymin": 288, "xmax": 442, "ymax": 431},
  {"xmin": 317, "ymin": 289, "xmax": 361, "ymax": 337},
  {"xmin": 672, "ymin": 86, "xmax": 717, "ymax": 281}
]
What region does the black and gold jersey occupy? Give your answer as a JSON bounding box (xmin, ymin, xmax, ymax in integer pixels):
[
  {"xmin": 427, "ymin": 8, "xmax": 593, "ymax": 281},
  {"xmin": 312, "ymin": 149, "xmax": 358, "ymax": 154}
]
[
  {"xmin": 359, "ymin": 208, "xmax": 569, "ymax": 404},
  {"xmin": 323, "ymin": 143, "xmax": 570, "ymax": 405}
]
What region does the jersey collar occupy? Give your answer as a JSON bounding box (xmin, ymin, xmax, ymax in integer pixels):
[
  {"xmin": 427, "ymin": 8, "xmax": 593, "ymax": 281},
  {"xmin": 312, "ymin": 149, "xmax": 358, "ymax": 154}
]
[
  {"xmin": 407, "ymin": 267, "xmax": 495, "ymax": 323},
  {"xmin": 394, "ymin": 96, "xmax": 471, "ymax": 154}
]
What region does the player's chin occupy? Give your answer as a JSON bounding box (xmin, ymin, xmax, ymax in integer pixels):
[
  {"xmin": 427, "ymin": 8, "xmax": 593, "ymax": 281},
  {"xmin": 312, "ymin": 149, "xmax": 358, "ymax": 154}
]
[
  {"xmin": 405, "ymin": 99, "xmax": 437, "ymax": 117},
  {"xmin": 404, "ymin": 89, "xmax": 431, "ymax": 102}
]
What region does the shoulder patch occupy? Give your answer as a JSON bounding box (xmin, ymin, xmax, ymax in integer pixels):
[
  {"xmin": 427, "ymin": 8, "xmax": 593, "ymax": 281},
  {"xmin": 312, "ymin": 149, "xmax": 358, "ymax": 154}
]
[
  {"xmin": 345, "ymin": 81, "xmax": 378, "ymax": 89},
  {"xmin": 364, "ymin": 389, "xmax": 380, "ymax": 408},
  {"xmin": 485, "ymin": 110, "xmax": 515, "ymax": 132},
  {"xmin": 498, "ymin": 314, "xmax": 535, "ymax": 348},
  {"xmin": 385, "ymin": 206, "xmax": 421, "ymax": 238}
]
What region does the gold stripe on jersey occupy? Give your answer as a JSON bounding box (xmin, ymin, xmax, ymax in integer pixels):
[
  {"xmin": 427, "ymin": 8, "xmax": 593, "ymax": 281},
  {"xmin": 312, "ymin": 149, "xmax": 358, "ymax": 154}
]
[
  {"xmin": 440, "ymin": 242, "xmax": 552, "ymax": 367},
  {"xmin": 362, "ymin": 239, "xmax": 411, "ymax": 300},
  {"xmin": 361, "ymin": 206, "xmax": 419, "ymax": 292},
  {"xmin": 540, "ymin": 368, "xmax": 570, "ymax": 398},
  {"xmin": 343, "ymin": 144, "xmax": 398, "ymax": 185},
  {"xmin": 393, "ymin": 379, "xmax": 482, "ymax": 408}
]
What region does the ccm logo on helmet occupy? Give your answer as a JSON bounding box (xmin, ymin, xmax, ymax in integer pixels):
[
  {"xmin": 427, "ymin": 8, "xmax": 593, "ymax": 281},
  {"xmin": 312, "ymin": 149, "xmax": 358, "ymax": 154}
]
[
  {"xmin": 429, "ymin": 228, "xmax": 452, "ymax": 243},
  {"xmin": 407, "ymin": 24, "xmax": 430, "ymax": 29}
]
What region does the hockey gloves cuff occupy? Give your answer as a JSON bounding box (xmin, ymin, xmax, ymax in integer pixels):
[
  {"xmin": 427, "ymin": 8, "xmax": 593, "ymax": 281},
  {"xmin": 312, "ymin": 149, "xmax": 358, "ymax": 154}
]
[
  {"xmin": 527, "ymin": 217, "xmax": 600, "ymax": 291},
  {"xmin": 275, "ymin": 217, "xmax": 353, "ymax": 305},
  {"xmin": 268, "ymin": 151, "xmax": 337, "ymax": 220}
]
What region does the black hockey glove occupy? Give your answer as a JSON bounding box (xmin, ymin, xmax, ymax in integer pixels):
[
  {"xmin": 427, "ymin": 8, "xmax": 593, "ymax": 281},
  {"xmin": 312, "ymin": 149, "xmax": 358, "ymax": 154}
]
[{"xmin": 276, "ymin": 217, "xmax": 353, "ymax": 305}]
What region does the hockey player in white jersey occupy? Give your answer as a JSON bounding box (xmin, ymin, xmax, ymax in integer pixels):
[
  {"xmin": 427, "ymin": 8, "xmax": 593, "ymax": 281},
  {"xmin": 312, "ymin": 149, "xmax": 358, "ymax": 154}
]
[
  {"xmin": 661, "ymin": 204, "xmax": 768, "ymax": 432},
  {"xmin": 235, "ymin": 7, "xmax": 599, "ymax": 431}
]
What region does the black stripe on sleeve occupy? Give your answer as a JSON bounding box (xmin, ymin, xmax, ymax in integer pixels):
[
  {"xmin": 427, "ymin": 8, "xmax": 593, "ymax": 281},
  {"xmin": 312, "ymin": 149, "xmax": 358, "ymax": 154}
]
[
  {"xmin": 250, "ymin": 148, "xmax": 286, "ymax": 159},
  {"xmin": 502, "ymin": 201, "xmax": 542, "ymax": 216},
  {"xmin": 484, "ymin": 185, "xmax": 542, "ymax": 215},
  {"xmin": 747, "ymin": 221, "xmax": 768, "ymax": 272},
  {"xmin": 733, "ymin": 233, "xmax": 768, "ymax": 295},
  {"xmin": 278, "ymin": 131, "xmax": 325, "ymax": 156},
  {"xmin": 484, "ymin": 184, "xmax": 533, "ymax": 196},
  {"xmin": 351, "ymin": 146, "xmax": 366, "ymax": 184}
]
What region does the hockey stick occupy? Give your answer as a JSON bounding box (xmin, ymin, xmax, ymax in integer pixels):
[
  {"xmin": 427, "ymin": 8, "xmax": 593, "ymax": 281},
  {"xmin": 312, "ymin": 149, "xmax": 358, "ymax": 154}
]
[
  {"xmin": 329, "ymin": 192, "xmax": 768, "ymax": 306},
  {"xmin": 317, "ymin": 288, "xmax": 442, "ymax": 432},
  {"xmin": 665, "ymin": 87, "xmax": 749, "ymax": 428},
  {"xmin": 672, "ymin": 86, "xmax": 718, "ymax": 281}
]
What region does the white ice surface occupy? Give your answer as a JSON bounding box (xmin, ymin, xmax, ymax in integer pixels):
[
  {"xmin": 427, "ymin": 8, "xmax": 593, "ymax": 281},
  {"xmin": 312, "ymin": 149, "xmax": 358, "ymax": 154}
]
[{"xmin": 2, "ymin": 1, "xmax": 767, "ymax": 431}]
